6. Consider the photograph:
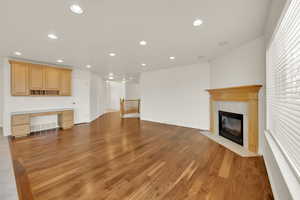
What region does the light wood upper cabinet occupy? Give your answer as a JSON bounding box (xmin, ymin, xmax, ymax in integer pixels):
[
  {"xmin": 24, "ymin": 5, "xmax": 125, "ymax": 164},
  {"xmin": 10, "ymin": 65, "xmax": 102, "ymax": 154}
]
[
  {"xmin": 10, "ymin": 61, "xmax": 29, "ymax": 96},
  {"xmin": 60, "ymin": 69, "xmax": 72, "ymax": 96},
  {"xmin": 44, "ymin": 67, "xmax": 61, "ymax": 90},
  {"xmin": 29, "ymin": 64, "xmax": 44, "ymax": 90},
  {"xmin": 10, "ymin": 60, "xmax": 72, "ymax": 96}
]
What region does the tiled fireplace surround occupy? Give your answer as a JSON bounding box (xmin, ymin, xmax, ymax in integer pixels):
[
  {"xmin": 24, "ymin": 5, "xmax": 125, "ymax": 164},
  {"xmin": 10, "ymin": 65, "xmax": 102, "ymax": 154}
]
[{"xmin": 215, "ymin": 101, "xmax": 248, "ymax": 148}]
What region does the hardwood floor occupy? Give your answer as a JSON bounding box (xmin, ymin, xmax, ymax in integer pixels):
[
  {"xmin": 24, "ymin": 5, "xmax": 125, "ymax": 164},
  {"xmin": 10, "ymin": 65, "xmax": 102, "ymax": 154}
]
[{"xmin": 10, "ymin": 112, "xmax": 273, "ymax": 200}]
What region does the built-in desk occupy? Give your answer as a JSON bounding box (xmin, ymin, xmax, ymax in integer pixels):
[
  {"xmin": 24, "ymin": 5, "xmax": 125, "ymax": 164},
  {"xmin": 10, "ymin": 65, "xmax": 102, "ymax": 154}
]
[{"xmin": 11, "ymin": 108, "xmax": 74, "ymax": 137}]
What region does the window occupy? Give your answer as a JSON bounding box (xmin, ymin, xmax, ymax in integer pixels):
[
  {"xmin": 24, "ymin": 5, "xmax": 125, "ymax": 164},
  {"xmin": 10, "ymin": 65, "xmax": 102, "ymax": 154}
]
[{"xmin": 267, "ymin": 0, "xmax": 300, "ymax": 181}]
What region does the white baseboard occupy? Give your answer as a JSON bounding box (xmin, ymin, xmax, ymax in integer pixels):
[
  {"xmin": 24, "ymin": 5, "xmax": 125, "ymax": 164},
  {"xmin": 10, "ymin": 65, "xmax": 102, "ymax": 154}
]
[
  {"xmin": 89, "ymin": 112, "xmax": 105, "ymax": 123},
  {"xmin": 140, "ymin": 117, "xmax": 207, "ymax": 130}
]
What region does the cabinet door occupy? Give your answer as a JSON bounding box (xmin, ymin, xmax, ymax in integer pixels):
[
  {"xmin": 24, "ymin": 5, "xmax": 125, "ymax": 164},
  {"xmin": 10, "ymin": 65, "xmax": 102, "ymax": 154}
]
[
  {"xmin": 44, "ymin": 67, "xmax": 60, "ymax": 90},
  {"xmin": 60, "ymin": 69, "xmax": 72, "ymax": 96},
  {"xmin": 29, "ymin": 64, "xmax": 44, "ymax": 90},
  {"xmin": 11, "ymin": 61, "xmax": 29, "ymax": 96}
]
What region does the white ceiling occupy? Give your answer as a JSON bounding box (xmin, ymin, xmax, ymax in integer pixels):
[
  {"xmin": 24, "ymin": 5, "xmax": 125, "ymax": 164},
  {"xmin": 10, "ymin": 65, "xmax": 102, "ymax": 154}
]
[{"xmin": 0, "ymin": 0, "xmax": 271, "ymax": 80}]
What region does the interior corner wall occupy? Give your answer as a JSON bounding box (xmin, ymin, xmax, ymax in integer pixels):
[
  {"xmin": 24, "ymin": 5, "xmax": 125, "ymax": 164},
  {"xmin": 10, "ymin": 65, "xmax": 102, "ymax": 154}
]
[
  {"xmin": 140, "ymin": 62, "xmax": 210, "ymax": 130},
  {"xmin": 210, "ymin": 36, "xmax": 266, "ymax": 89},
  {"xmin": 209, "ymin": 36, "xmax": 266, "ymax": 154}
]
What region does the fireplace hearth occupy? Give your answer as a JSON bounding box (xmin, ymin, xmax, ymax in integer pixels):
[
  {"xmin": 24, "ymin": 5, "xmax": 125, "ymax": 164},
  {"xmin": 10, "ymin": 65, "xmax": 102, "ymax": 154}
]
[{"xmin": 219, "ymin": 111, "xmax": 243, "ymax": 146}]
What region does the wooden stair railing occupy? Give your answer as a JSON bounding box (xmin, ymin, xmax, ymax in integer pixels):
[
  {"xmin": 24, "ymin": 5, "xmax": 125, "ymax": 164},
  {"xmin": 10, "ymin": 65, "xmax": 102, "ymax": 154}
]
[{"xmin": 120, "ymin": 98, "xmax": 140, "ymax": 117}]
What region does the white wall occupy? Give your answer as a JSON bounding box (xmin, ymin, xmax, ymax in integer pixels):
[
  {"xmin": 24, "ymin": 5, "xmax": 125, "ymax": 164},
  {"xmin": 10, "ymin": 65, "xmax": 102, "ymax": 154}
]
[
  {"xmin": 2, "ymin": 58, "xmax": 106, "ymax": 136},
  {"xmin": 125, "ymin": 83, "xmax": 140, "ymax": 99},
  {"xmin": 210, "ymin": 36, "xmax": 266, "ymax": 88},
  {"xmin": 106, "ymin": 81, "xmax": 125, "ymax": 111},
  {"xmin": 90, "ymin": 73, "xmax": 106, "ymax": 122},
  {"xmin": 0, "ymin": 135, "xmax": 18, "ymax": 199},
  {"xmin": 140, "ymin": 63, "xmax": 210, "ymax": 130},
  {"xmin": 0, "ymin": 57, "xmax": 3, "ymax": 127},
  {"xmin": 72, "ymin": 69, "xmax": 91, "ymax": 124}
]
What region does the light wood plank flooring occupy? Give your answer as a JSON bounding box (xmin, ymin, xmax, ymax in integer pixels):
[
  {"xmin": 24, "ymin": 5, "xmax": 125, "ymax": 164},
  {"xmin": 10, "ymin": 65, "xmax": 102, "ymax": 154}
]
[{"xmin": 10, "ymin": 112, "xmax": 273, "ymax": 200}]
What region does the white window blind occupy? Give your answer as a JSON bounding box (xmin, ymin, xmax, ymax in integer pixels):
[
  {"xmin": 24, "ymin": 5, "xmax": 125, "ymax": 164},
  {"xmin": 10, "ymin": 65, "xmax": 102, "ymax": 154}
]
[{"xmin": 267, "ymin": 0, "xmax": 300, "ymax": 181}]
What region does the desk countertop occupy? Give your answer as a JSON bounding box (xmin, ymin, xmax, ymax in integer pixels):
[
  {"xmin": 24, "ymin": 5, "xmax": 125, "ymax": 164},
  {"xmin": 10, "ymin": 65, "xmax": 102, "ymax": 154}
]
[{"xmin": 11, "ymin": 108, "xmax": 74, "ymax": 115}]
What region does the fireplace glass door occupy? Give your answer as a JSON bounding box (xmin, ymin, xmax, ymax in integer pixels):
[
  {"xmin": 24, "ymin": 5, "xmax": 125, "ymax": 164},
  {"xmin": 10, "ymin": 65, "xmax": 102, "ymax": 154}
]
[{"xmin": 218, "ymin": 111, "xmax": 243, "ymax": 146}]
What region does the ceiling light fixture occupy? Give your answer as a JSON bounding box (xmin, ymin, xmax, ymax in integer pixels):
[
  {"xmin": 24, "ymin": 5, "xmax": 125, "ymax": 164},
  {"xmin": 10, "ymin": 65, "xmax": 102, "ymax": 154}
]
[
  {"xmin": 141, "ymin": 63, "xmax": 146, "ymax": 67},
  {"xmin": 169, "ymin": 56, "xmax": 175, "ymax": 60},
  {"xmin": 139, "ymin": 40, "xmax": 147, "ymax": 46},
  {"xmin": 14, "ymin": 51, "xmax": 22, "ymax": 56},
  {"xmin": 70, "ymin": 4, "xmax": 84, "ymax": 14},
  {"xmin": 109, "ymin": 53, "xmax": 116, "ymax": 57},
  {"xmin": 48, "ymin": 34, "xmax": 58, "ymax": 40},
  {"xmin": 109, "ymin": 76, "xmax": 114, "ymax": 80},
  {"xmin": 86, "ymin": 65, "xmax": 91, "ymax": 68},
  {"xmin": 57, "ymin": 59, "xmax": 64, "ymax": 63},
  {"xmin": 193, "ymin": 19, "xmax": 203, "ymax": 27}
]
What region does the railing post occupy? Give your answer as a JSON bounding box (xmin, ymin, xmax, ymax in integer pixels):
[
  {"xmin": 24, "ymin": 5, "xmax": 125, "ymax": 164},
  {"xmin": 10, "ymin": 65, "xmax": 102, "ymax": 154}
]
[
  {"xmin": 138, "ymin": 99, "xmax": 140, "ymax": 113},
  {"xmin": 120, "ymin": 99, "xmax": 140, "ymax": 117},
  {"xmin": 120, "ymin": 98, "xmax": 125, "ymax": 117}
]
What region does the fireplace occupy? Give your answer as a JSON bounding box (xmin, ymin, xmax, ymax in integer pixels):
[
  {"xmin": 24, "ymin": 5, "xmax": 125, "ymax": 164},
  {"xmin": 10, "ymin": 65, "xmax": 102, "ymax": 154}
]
[{"xmin": 218, "ymin": 111, "xmax": 243, "ymax": 146}]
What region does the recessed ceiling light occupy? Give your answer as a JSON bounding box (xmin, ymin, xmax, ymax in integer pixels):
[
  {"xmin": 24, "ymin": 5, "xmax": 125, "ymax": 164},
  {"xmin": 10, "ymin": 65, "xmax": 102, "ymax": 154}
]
[
  {"xmin": 193, "ymin": 19, "xmax": 203, "ymax": 27},
  {"xmin": 109, "ymin": 76, "xmax": 114, "ymax": 80},
  {"xmin": 14, "ymin": 51, "xmax": 22, "ymax": 56},
  {"xmin": 109, "ymin": 53, "xmax": 116, "ymax": 57},
  {"xmin": 139, "ymin": 40, "xmax": 147, "ymax": 46},
  {"xmin": 48, "ymin": 34, "xmax": 58, "ymax": 40},
  {"xmin": 141, "ymin": 63, "xmax": 146, "ymax": 67},
  {"xmin": 169, "ymin": 56, "xmax": 175, "ymax": 60},
  {"xmin": 70, "ymin": 4, "xmax": 83, "ymax": 14},
  {"xmin": 57, "ymin": 59, "xmax": 64, "ymax": 63},
  {"xmin": 86, "ymin": 65, "xmax": 91, "ymax": 68}
]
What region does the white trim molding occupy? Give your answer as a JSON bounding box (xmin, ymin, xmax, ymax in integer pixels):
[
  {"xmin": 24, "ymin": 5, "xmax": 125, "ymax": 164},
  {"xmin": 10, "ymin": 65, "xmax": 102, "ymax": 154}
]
[{"xmin": 264, "ymin": 131, "xmax": 300, "ymax": 200}]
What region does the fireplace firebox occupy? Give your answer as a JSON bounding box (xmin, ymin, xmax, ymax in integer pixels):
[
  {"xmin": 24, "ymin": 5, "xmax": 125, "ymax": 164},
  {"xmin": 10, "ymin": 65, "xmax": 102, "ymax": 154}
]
[{"xmin": 218, "ymin": 111, "xmax": 243, "ymax": 146}]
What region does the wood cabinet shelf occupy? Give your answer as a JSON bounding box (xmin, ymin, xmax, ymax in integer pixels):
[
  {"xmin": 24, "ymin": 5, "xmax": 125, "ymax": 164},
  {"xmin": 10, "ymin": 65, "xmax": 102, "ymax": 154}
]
[{"xmin": 10, "ymin": 60, "xmax": 72, "ymax": 96}]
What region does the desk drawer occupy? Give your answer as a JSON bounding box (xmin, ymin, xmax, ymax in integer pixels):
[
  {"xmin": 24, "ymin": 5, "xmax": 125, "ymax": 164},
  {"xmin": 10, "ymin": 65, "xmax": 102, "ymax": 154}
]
[
  {"xmin": 12, "ymin": 125, "xmax": 30, "ymax": 137},
  {"xmin": 12, "ymin": 114, "xmax": 30, "ymax": 126}
]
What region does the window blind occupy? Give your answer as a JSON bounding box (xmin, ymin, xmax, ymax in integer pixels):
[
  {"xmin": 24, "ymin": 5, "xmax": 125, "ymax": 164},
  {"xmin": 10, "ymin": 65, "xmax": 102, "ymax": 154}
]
[{"xmin": 266, "ymin": 0, "xmax": 300, "ymax": 181}]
